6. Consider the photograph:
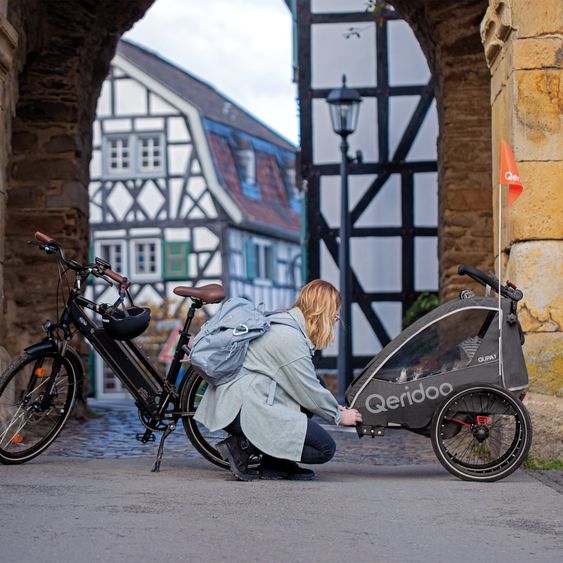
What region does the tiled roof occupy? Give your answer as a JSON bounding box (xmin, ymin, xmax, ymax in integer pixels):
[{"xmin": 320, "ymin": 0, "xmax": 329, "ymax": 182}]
[
  {"xmin": 117, "ymin": 39, "xmax": 294, "ymax": 152},
  {"xmin": 208, "ymin": 133, "xmax": 300, "ymax": 236}
]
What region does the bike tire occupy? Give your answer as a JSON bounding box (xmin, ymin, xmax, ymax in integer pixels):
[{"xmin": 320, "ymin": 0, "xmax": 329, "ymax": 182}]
[
  {"xmin": 179, "ymin": 368, "xmax": 229, "ymax": 469},
  {"xmin": 431, "ymin": 384, "xmax": 532, "ymax": 482},
  {"xmin": 0, "ymin": 352, "xmax": 78, "ymax": 464}
]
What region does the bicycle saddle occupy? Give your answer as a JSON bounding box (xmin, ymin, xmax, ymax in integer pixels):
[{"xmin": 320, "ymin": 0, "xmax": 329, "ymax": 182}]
[{"xmin": 173, "ymin": 283, "xmax": 225, "ymax": 303}]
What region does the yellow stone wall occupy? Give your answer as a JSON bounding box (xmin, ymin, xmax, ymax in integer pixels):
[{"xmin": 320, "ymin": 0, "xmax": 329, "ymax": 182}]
[{"xmin": 482, "ymin": 0, "xmax": 563, "ymax": 399}]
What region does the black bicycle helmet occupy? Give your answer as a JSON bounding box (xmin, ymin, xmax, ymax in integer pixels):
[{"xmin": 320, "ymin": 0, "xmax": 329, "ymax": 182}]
[{"xmin": 102, "ymin": 306, "xmax": 151, "ymax": 340}]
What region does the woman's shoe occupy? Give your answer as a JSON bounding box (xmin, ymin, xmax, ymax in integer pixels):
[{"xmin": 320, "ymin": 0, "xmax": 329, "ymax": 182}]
[
  {"xmin": 260, "ymin": 459, "xmax": 315, "ymax": 481},
  {"xmin": 216, "ymin": 435, "xmax": 262, "ymax": 481}
]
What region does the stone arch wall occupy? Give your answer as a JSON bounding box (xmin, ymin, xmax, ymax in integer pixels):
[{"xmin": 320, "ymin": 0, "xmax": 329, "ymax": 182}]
[
  {"xmin": 1, "ymin": 0, "xmax": 154, "ymax": 354},
  {"xmin": 388, "ymin": 0, "xmax": 493, "ymax": 301}
]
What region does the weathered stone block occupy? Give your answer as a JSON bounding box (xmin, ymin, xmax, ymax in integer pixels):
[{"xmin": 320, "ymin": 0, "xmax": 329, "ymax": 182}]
[
  {"xmin": 11, "ymin": 130, "xmax": 38, "ymax": 152},
  {"xmin": 513, "ymin": 69, "xmax": 562, "ymax": 159},
  {"xmin": 524, "ymin": 392, "xmax": 563, "ymax": 460},
  {"xmin": 510, "ymin": 161, "xmax": 563, "ymax": 241},
  {"xmin": 512, "ymin": 0, "xmax": 563, "ymax": 39},
  {"xmin": 46, "ymin": 181, "xmax": 89, "ymax": 212},
  {"xmin": 523, "ymin": 333, "xmax": 563, "ymax": 396},
  {"xmin": 44, "ymin": 134, "xmax": 75, "ymax": 153},
  {"xmin": 10, "ymin": 158, "xmax": 77, "ymax": 182},
  {"xmin": 16, "ymin": 100, "xmax": 78, "ymax": 124},
  {"xmin": 507, "ymin": 240, "xmax": 563, "ymax": 333},
  {"xmin": 512, "ymin": 37, "xmax": 563, "ymax": 71}
]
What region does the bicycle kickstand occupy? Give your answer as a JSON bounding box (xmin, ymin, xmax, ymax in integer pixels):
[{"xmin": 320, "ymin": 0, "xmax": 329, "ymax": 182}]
[{"xmin": 151, "ymin": 422, "xmax": 176, "ymax": 473}]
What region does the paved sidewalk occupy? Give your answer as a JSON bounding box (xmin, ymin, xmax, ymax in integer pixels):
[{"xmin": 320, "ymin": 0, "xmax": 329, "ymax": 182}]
[
  {"xmin": 1, "ymin": 456, "xmax": 561, "ymax": 563},
  {"xmin": 45, "ymin": 400, "xmax": 563, "ymax": 493}
]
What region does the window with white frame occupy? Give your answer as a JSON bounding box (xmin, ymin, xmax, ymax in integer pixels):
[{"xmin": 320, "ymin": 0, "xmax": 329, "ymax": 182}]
[
  {"xmin": 108, "ymin": 137, "xmax": 131, "ymax": 172},
  {"xmin": 246, "ymin": 238, "xmax": 275, "ymax": 282},
  {"xmin": 131, "ymin": 238, "xmax": 161, "ymax": 279},
  {"xmin": 104, "ymin": 133, "xmax": 165, "ymax": 176},
  {"xmin": 138, "ymin": 135, "xmax": 163, "ymax": 171},
  {"xmin": 95, "ymin": 240, "xmax": 127, "ymax": 278}
]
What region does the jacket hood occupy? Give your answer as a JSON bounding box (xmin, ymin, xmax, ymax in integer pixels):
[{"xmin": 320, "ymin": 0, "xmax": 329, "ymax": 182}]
[{"xmin": 268, "ymin": 307, "xmax": 316, "ymax": 354}]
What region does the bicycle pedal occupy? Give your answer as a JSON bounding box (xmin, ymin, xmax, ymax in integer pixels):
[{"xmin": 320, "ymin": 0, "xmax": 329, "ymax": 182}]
[{"xmin": 136, "ymin": 432, "xmax": 155, "ymax": 443}]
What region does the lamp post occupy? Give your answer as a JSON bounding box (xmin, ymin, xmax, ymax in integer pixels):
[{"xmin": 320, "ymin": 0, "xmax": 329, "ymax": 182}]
[{"xmin": 327, "ymin": 75, "xmax": 362, "ymax": 402}]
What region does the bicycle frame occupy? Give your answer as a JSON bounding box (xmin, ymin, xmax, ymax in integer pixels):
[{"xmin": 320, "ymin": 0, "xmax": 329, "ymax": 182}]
[{"xmin": 41, "ymin": 286, "xmax": 200, "ymax": 424}]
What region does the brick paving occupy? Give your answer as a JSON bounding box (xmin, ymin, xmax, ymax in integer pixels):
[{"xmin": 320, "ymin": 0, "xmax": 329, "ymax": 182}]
[{"xmin": 45, "ymin": 399, "xmax": 439, "ymax": 466}]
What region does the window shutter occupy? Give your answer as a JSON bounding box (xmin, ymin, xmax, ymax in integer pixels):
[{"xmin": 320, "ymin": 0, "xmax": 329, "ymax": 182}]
[
  {"xmin": 267, "ymin": 245, "xmax": 276, "ymax": 283},
  {"xmin": 245, "ymin": 239, "xmax": 256, "ymax": 281},
  {"xmin": 163, "ymin": 241, "xmax": 190, "ymax": 280}
]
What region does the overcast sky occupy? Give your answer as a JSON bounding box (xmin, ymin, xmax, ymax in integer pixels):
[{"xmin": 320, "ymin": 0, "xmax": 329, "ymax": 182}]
[{"xmin": 124, "ymin": 0, "xmax": 298, "ymax": 145}]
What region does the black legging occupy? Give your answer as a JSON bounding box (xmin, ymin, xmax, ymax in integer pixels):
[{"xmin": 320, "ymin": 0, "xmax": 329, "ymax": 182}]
[{"xmin": 224, "ymin": 412, "xmax": 336, "ymax": 465}]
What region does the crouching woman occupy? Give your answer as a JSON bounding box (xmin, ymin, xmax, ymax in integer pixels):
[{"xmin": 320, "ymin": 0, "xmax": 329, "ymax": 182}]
[{"xmin": 194, "ymin": 280, "xmax": 363, "ymax": 481}]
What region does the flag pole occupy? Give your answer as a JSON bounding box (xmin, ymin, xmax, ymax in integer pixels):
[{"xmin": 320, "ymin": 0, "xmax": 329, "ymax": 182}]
[{"xmin": 497, "ymin": 181, "xmax": 503, "ymax": 382}]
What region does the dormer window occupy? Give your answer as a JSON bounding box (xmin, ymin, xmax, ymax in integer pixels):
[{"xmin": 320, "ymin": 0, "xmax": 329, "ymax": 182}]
[
  {"xmin": 237, "ymin": 146, "xmax": 256, "ymax": 185},
  {"xmin": 235, "ymin": 136, "xmax": 260, "ymax": 200}
]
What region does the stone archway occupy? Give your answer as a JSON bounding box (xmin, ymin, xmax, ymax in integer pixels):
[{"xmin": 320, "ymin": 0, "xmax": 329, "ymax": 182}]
[
  {"xmin": 1, "ymin": 0, "xmax": 155, "ymax": 354},
  {"xmin": 388, "ymin": 0, "xmax": 494, "ymax": 301},
  {"xmin": 1, "ymin": 0, "xmax": 495, "ymax": 352}
]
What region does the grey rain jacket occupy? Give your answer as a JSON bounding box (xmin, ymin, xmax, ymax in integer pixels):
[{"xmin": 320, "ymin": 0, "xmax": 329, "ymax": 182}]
[{"xmin": 194, "ymin": 307, "xmax": 342, "ymax": 460}]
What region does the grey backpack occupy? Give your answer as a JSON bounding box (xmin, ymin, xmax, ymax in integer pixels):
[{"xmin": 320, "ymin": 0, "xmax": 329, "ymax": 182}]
[{"xmin": 189, "ymin": 297, "xmax": 299, "ymax": 386}]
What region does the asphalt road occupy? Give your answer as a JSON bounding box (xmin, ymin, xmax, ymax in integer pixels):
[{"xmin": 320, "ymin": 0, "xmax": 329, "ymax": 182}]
[{"xmin": 1, "ymin": 456, "xmax": 561, "ymax": 563}]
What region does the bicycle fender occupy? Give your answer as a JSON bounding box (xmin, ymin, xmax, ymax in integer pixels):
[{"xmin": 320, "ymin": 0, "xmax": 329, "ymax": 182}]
[
  {"xmin": 23, "ymin": 340, "xmax": 86, "ymax": 397},
  {"xmin": 24, "ymin": 339, "xmax": 58, "ymax": 356}
]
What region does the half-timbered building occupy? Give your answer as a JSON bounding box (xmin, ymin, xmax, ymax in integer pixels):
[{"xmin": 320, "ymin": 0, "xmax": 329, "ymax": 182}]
[
  {"xmin": 288, "ymin": 1, "xmax": 439, "ymax": 376},
  {"xmin": 88, "ymin": 39, "xmax": 302, "ymax": 397}
]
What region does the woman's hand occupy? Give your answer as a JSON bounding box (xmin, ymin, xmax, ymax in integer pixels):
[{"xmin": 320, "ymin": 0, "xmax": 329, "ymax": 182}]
[{"xmin": 338, "ymin": 405, "xmax": 363, "ymax": 426}]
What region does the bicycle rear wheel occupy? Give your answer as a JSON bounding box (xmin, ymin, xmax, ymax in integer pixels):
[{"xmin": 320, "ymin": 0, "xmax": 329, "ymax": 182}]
[
  {"xmin": 0, "ymin": 352, "xmax": 77, "ymax": 464},
  {"xmin": 179, "ymin": 368, "xmax": 228, "ymax": 469},
  {"xmin": 431, "ymin": 384, "xmax": 532, "ymax": 482}
]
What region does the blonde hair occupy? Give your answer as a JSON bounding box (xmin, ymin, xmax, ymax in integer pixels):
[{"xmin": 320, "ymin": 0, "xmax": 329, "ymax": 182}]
[{"xmin": 292, "ymin": 280, "xmax": 342, "ymax": 350}]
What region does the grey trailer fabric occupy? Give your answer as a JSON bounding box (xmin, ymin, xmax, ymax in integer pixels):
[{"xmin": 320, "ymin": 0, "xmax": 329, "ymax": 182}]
[
  {"xmin": 345, "ymin": 295, "xmax": 529, "ymax": 406},
  {"xmin": 194, "ymin": 307, "xmax": 342, "ymax": 461}
]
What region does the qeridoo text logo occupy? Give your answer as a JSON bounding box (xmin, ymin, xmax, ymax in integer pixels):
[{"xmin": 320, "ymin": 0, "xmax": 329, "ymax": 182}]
[
  {"xmin": 365, "ymin": 382, "xmax": 454, "ymax": 414},
  {"xmin": 504, "ymin": 171, "xmax": 520, "ymax": 182}
]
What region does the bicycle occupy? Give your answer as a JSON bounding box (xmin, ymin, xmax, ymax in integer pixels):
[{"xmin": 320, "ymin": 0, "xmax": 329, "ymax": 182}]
[{"xmin": 0, "ymin": 231, "xmax": 230, "ymax": 471}]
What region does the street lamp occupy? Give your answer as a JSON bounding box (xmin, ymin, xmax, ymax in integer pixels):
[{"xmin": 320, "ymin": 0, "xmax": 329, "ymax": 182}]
[{"xmin": 327, "ymin": 75, "xmax": 362, "ymax": 402}]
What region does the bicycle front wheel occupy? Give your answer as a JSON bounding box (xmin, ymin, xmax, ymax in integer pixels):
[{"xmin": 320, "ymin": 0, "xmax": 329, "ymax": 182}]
[
  {"xmin": 0, "ymin": 352, "xmax": 77, "ymax": 464},
  {"xmin": 179, "ymin": 368, "xmax": 228, "ymax": 469},
  {"xmin": 431, "ymin": 384, "xmax": 532, "ymax": 482}
]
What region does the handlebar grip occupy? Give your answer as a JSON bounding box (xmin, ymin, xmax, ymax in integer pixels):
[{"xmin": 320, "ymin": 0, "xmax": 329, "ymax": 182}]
[
  {"xmin": 105, "ymin": 269, "xmax": 129, "ymax": 287},
  {"xmin": 458, "ymin": 264, "xmax": 499, "ymax": 289},
  {"xmin": 35, "ymin": 231, "xmax": 54, "ymax": 244}
]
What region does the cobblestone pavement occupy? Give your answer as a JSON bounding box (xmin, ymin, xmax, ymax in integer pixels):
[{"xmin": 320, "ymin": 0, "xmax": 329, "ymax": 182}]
[{"xmin": 45, "ymin": 399, "xmax": 438, "ymax": 466}]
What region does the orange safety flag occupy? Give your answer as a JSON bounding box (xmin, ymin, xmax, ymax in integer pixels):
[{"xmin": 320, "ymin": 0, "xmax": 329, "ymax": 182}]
[{"xmin": 499, "ymin": 139, "xmax": 524, "ymax": 206}]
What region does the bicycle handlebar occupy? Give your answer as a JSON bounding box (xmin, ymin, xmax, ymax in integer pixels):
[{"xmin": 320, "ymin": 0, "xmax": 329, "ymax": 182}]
[
  {"xmin": 32, "ymin": 231, "xmax": 130, "ymax": 288},
  {"xmin": 104, "ymin": 268, "xmax": 128, "ymax": 286},
  {"xmin": 458, "ymin": 264, "xmax": 523, "ymax": 301},
  {"xmin": 35, "ymin": 231, "xmax": 53, "ymax": 244}
]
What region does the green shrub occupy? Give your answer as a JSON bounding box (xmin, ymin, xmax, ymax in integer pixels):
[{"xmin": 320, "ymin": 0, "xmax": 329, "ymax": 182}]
[{"xmin": 402, "ymin": 293, "xmax": 439, "ymax": 329}]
